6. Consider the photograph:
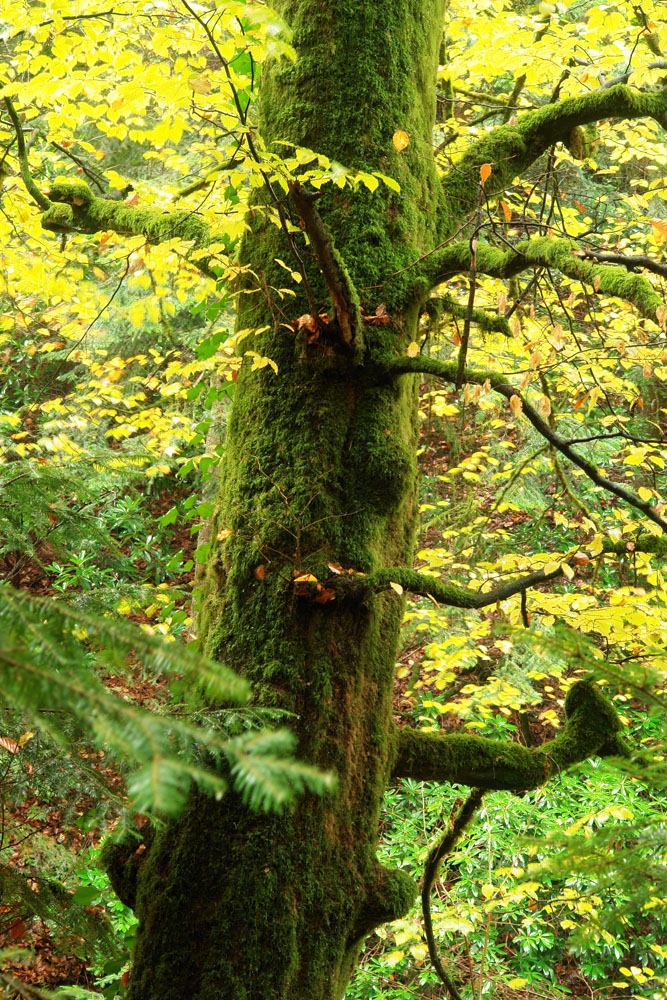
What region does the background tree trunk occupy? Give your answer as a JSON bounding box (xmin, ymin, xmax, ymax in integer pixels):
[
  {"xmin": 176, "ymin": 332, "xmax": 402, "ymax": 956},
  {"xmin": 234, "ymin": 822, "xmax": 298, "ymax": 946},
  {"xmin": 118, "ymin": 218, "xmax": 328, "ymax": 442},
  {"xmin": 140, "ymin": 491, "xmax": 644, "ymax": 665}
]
[{"xmin": 126, "ymin": 2, "xmax": 447, "ymax": 998}]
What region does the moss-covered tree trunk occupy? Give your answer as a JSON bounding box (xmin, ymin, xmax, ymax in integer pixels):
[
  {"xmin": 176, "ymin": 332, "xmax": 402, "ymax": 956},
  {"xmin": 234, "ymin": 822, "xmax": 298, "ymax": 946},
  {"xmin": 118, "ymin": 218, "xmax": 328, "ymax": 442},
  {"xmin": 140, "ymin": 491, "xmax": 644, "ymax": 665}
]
[
  {"xmin": 89, "ymin": 3, "xmax": 629, "ymax": 998},
  {"xmin": 124, "ymin": 3, "xmax": 445, "ymax": 998}
]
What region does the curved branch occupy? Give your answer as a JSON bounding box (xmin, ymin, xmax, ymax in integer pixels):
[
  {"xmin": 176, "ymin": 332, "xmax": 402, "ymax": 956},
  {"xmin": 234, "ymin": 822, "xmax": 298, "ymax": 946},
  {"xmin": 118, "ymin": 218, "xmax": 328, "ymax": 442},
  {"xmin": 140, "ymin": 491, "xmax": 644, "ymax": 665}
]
[
  {"xmin": 3, "ymin": 97, "xmax": 51, "ymax": 210},
  {"xmin": 439, "ymin": 84, "xmax": 667, "ymax": 226},
  {"xmin": 288, "ymin": 180, "xmax": 362, "ymax": 351},
  {"xmin": 422, "ymin": 789, "xmax": 484, "ymax": 1000},
  {"xmin": 392, "ymin": 680, "xmax": 627, "ymax": 790},
  {"xmin": 423, "ymin": 236, "xmax": 665, "ymax": 324},
  {"xmin": 380, "ymin": 356, "xmax": 667, "ymax": 534},
  {"xmin": 318, "ymin": 532, "xmax": 667, "ymax": 609},
  {"xmin": 424, "ymin": 294, "xmax": 512, "ymax": 337}
]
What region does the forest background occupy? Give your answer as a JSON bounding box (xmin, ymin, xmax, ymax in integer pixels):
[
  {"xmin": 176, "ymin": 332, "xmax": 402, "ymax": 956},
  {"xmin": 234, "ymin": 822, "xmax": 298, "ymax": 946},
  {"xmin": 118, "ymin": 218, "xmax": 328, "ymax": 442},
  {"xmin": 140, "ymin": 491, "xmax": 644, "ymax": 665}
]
[{"xmin": 0, "ymin": 0, "xmax": 666, "ymax": 999}]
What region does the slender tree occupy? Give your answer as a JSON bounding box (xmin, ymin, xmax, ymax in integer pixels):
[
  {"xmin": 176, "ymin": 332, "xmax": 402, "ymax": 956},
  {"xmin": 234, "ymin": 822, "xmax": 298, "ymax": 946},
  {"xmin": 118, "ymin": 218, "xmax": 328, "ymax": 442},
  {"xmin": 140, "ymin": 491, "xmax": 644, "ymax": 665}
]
[{"xmin": 6, "ymin": 1, "xmax": 667, "ymax": 997}]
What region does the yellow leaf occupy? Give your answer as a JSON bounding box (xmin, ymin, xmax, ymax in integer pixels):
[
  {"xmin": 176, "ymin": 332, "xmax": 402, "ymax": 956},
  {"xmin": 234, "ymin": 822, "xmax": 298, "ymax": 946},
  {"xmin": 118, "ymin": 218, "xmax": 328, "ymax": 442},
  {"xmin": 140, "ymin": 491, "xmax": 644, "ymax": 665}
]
[
  {"xmin": 561, "ymin": 562, "xmax": 574, "ymax": 580},
  {"xmin": 507, "ymin": 978, "xmax": 527, "ymax": 988},
  {"xmin": 651, "ymin": 219, "xmax": 667, "ymax": 242},
  {"xmin": 116, "ymin": 598, "xmax": 132, "ymax": 616},
  {"xmin": 480, "ymin": 162, "xmax": 492, "ymax": 184},
  {"xmin": 392, "ymin": 130, "xmax": 409, "ymax": 152},
  {"xmin": 499, "ymin": 199, "xmax": 512, "ymax": 222},
  {"xmin": 406, "ymin": 341, "xmax": 419, "ymax": 357},
  {"xmin": 638, "ymin": 486, "xmax": 653, "ymax": 502},
  {"xmin": 189, "ymin": 75, "xmax": 211, "ymax": 94},
  {"xmin": 389, "ymin": 581, "xmax": 404, "ymax": 595},
  {"xmin": 509, "ymin": 394, "xmax": 523, "ymax": 417},
  {"xmin": 294, "ymin": 573, "xmax": 318, "ymax": 583}
]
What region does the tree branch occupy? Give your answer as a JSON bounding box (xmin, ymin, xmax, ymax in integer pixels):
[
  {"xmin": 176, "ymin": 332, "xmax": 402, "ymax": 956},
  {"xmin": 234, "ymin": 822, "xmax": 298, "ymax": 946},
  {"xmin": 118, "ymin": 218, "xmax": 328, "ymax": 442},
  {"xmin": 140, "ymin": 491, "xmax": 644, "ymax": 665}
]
[
  {"xmin": 422, "ymin": 788, "xmax": 484, "ymax": 1000},
  {"xmin": 423, "ymin": 294, "xmax": 512, "ymax": 337},
  {"xmin": 40, "ymin": 178, "xmax": 215, "ymax": 277},
  {"xmin": 3, "ymin": 97, "xmax": 51, "ymax": 210},
  {"xmin": 392, "ymin": 680, "xmax": 627, "ymax": 790},
  {"xmin": 379, "ymin": 356, "xmax": 667, "ymax": 534},
  {"xmin": 288, "ymin": 180, "xmax": 363, "ymax": 351},
  {"xmin": 316, "ymin": 532, "xmax": 667, "ymax": 610},
  {"xmin": 422, "ymin": 236, "xmax": 665, "ymax": 324},
  {"xmin": 578, "ymin": 247, "xmax": 667, "ymax": 280},
  {"xmin": 438, "ymin": 84, "xmax": 667, "ymax": 226}
]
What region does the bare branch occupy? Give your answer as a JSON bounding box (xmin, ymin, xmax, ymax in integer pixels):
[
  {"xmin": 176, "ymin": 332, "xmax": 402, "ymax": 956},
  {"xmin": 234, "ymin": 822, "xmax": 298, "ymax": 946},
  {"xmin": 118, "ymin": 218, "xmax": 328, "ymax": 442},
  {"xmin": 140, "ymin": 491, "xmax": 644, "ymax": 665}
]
[
  {"xmin": 379, "ymin": 356, "xmax": 667, "ymax": 534},
  {"xmin": 288, "ymin": 181, "xmax": 363, "ymax": 350},
  {"xmin": 392, "ymin": 681, "xmax": 627, "ymax": 789},
  {"xmin": 422, "ymin": 789, "xmax": 484, "ymax": 1000}
]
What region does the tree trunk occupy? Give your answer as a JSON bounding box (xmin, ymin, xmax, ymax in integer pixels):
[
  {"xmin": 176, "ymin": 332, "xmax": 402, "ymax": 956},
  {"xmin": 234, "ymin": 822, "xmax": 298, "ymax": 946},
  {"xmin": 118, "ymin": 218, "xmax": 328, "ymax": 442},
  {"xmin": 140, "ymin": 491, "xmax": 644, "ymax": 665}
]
[{"xmin": 125, "ymin": 2, "xmax": 446, "ymax": 998}]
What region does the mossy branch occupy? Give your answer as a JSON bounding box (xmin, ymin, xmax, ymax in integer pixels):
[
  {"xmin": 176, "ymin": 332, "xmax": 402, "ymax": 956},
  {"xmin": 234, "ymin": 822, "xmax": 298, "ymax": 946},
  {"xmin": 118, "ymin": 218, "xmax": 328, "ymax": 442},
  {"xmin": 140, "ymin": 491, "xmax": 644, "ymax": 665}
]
[
  {"xmin": 288, "ymin": 180, "xmax": 363, "ymax": 351},
  {"xmin": 308, "ymin": 532, "xmax": 667, "ymax": 609},
  {"xmin": 173, "ymin": 156, "xmax": 240, "ymax": 201},
  {"xmin": 422, "ymin": 236, "xmax": 665, "ymax": 324},
  {"xmin": 41, "ymin": 178, "xmax": 215, "ymax": 277},
  {"xmin": 380, "ymin": 356, "xmax": 667, "ymax": 534},
  {"xmin": 424, "ymin": 293, "xmax": 512, "ymax": 336},
  {"xmin": 439, "ymin": 84, "xmax": 667, "ymax": 226},
  {"xmin": 3, "ymin": 97, "xmax": 51, "ymax": 210},
  {"xmin": 392, "ymin": 680, "xmax": 628, "ymax": 790}
]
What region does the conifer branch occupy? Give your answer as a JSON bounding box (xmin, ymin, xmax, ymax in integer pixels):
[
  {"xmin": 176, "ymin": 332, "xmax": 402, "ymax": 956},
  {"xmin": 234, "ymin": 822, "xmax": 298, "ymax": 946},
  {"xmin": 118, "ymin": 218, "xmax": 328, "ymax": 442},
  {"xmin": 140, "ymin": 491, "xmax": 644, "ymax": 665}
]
[
  {"xmin": 392, "ymin": 681, "xmax": 628, "ymax": 790},
  {"xmin": 380, "ymin": 356, "xmax": 667, "ymax": 534}
]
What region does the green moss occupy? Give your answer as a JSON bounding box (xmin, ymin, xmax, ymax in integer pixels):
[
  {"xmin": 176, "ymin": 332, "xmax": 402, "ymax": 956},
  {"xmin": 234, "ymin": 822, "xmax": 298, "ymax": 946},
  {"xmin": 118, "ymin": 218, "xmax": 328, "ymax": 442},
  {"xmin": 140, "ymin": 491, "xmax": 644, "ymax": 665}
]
[
  {"xmin": 566, "ymin": 122, "xmax": 597, "ymax": 160},
  {"xmin": 41, "ymin": 201, "xmax": 74, "ymax": 232},
  {"xmin": 48, "ymin": 176, "xmax": 94, "ymax": 204},
  {"xmin": 41, "ymin": 179, "xmax": 211, "ymax": 256},
  {"xmin": 99, "ymin": 825, "xmax": 155, "ymax": 911},
  {"xmin": 393, "ymin": 681, "xmax": 625, "ymax": 790}
]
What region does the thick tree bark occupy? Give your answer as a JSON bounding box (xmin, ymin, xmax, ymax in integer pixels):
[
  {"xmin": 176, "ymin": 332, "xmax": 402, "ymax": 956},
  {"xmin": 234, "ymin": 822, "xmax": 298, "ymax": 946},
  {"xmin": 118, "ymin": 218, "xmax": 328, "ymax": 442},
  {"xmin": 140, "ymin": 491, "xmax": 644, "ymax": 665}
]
[
  {"xmin": 84, "ymin": 3, "xmax": 635, "ymax": 998},
  {"xmin": 123, "ymin": 4, "xmax": 445, "ymax": 998}
]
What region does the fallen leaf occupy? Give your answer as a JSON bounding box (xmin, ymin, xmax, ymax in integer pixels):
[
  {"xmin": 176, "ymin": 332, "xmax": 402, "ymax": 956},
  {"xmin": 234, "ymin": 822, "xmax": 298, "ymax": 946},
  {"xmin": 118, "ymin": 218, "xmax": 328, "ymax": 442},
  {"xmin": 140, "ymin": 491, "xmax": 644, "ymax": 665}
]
[
  {"xmin": 254, "ymin": 565, "xmax": 265, "ymax": 580},
  {"xmin": 0, "ymin": 736, "xmax": 19, "ymax": 755},
  {"xmin": 406, "ymin": 341, "xmax": 419, "ymax": 357},
  {"xmin": 389, "ymin": 581, "xmax": 404, "ymax": 595}
]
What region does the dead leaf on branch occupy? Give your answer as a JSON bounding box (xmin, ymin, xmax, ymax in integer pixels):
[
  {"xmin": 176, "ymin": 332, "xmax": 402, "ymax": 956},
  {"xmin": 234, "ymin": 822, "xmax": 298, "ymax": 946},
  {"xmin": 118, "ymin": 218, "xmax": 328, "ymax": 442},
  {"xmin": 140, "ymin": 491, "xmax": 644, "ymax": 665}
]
[{"xmin": 362, "ymin": 304, "xmax": 391, "ymax": 326}]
